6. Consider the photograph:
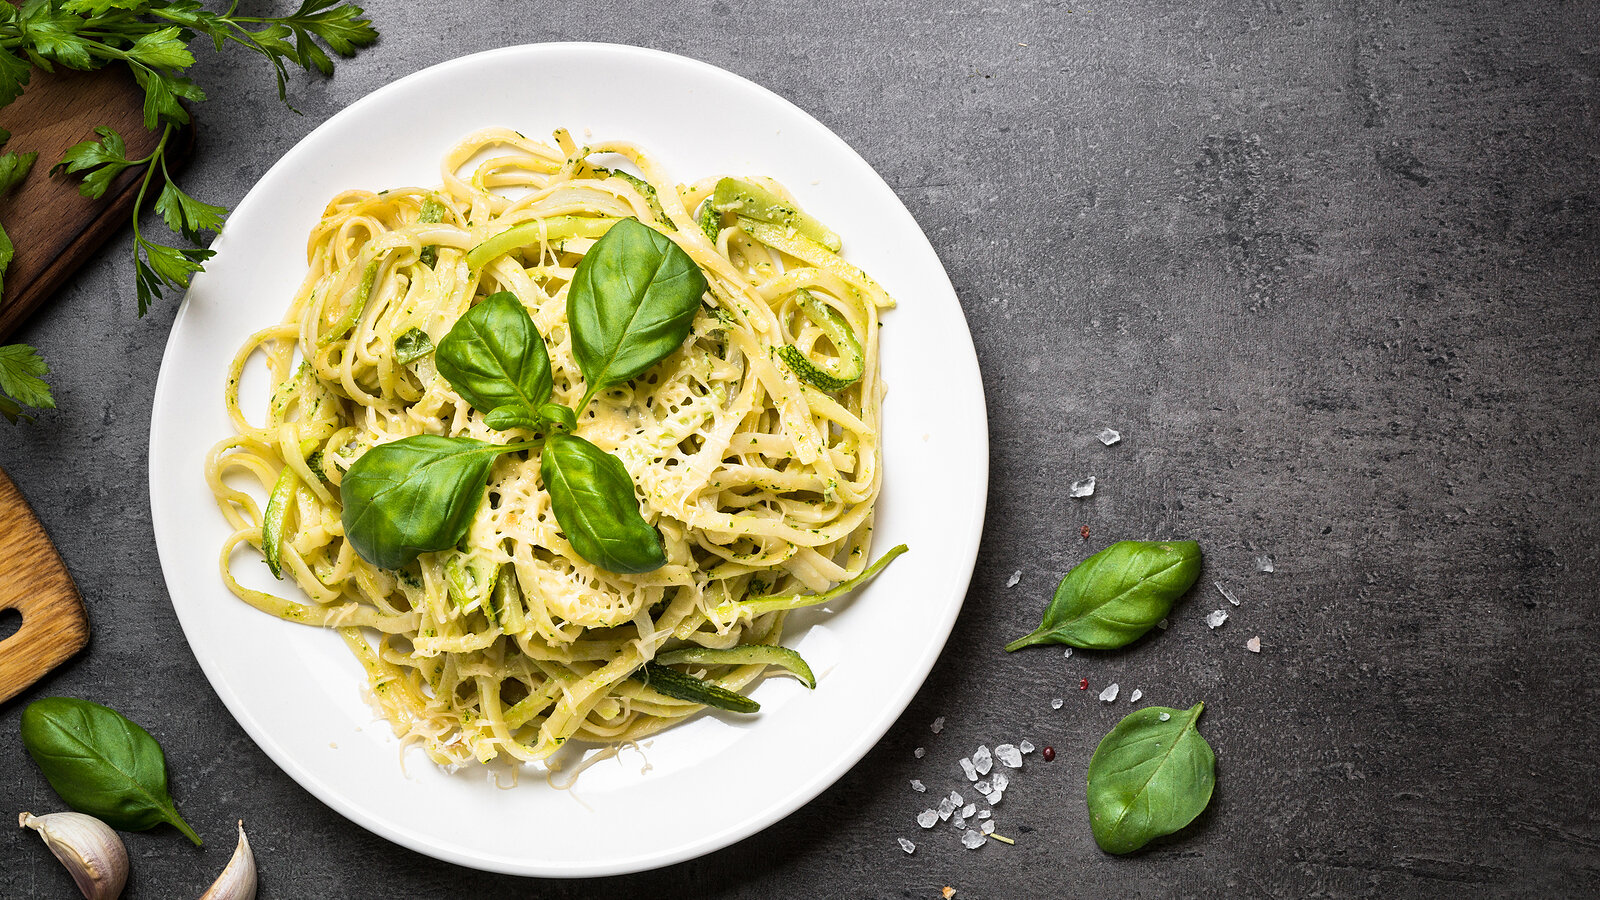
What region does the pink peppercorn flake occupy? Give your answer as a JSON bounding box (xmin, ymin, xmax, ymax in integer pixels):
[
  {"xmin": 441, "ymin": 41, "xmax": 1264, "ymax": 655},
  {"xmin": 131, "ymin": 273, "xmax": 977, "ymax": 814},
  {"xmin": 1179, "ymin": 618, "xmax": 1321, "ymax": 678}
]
[
  {"xmin": 1042, "ymin": 746, "xmax": 1055, "ymax": 762},
  {"xmin": 1079, "ymin": 678, "xmax": 1088, "ymax": 690}
]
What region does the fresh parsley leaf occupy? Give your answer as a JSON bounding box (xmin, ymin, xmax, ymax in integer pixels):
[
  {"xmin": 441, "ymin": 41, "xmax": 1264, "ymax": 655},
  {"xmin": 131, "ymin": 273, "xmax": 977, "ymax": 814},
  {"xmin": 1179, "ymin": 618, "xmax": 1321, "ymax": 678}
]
[
  {"xmin": 0, "ymin": 47, "xmax": 31, "ymax": 106},
  {"xmin": 154, "ymin": 181, "xmax": 225, "ymax": 241},
  {"xmin": 130, "ymin": 64, "xmax": 204, "ymax": 130},
  {"xmin": 126, "ymin": 26, "xmax": 195, "ymax": 70},
  {"xmin": 0, "ymin": 343, "xmax": 55, "ymax": 424},
  {"xmin": 0, "ymin": 150, "xmax": 37, "ymax": 194},
  {"xmin": 135, "ymin": 238, "xmax": 212, "ymax": 315},
  {"xmin": 285, "ymin": 0, "xmax": 379, "ymax": 57},
  {"xmin": 16, "ymin": 2, "xmax": 94, "ymax": 71},
  {"xmin": 54, "ymin": 127, "xmax": 131, "ymax": 200}
]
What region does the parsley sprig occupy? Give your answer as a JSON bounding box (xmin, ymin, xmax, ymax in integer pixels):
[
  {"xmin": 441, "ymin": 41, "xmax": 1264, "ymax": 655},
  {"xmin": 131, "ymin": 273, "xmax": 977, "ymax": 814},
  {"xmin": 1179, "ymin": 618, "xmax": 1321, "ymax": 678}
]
[{"xmin": 0, "ymin": 0, "xmax": 378, "ymax": 422}]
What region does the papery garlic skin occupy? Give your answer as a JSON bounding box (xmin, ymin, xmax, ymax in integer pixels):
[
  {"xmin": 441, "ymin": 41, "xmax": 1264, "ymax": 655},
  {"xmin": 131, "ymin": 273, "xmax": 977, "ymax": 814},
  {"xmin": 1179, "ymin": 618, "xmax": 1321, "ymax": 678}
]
[
  {"xmin": 18, "ymin": 811, "xmax": 129, "ymax": 900},
  {"xmin": 199, "ymin": 821, "xmax": 256, "ymax": 900}
]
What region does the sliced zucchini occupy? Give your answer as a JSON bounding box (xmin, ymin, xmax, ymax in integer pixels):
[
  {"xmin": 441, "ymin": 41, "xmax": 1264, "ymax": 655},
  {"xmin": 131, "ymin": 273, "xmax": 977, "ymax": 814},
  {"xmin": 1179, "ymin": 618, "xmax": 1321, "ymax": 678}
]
[
  {"xmin": 261, "ymin": 466, "xmax": 297, "ymax": 579},
  {"xmin": 775, "ymin": 289, "xmax": 864, "ymax": 392},
  {"xmin": 655, "ymin": 645, "xmax": 816, "ymax": 689},
  {"xmin": 633, "ymin": 662, "xmax": 760, "ymax": 713},
  {"xmin": 713, "ymin": 177, "xmax": 841, "ymax": 251},
  {"xmin": 715, "ymin": 544, "xmax": 907, "ymax": 620},
  {"xmin": 418, "ymin": 197, "xmax": 447, "ymax": 267}
]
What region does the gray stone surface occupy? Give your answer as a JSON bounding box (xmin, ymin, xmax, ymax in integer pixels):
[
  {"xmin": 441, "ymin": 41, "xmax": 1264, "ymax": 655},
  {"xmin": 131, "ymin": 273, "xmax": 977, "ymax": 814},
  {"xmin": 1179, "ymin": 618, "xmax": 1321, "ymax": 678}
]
[{"xmin": 2, "ymin": 0, "xmax": 1598, "ymax": 896}]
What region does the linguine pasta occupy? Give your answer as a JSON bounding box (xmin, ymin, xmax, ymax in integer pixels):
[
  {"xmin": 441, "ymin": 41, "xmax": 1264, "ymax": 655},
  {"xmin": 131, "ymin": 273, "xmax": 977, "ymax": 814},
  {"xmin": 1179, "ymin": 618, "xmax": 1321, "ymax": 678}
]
[{"xmin": 205, "ymin": 127, "xmax": 891, "ymax": 768}]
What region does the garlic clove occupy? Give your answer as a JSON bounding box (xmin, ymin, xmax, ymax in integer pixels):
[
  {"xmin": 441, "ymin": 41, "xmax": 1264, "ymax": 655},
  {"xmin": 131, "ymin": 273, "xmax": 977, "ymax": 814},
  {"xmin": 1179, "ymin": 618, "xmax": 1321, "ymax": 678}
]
[
  {"xmin": 199, "ymin": 821, "xmax": 256, "ymax": 900},
  {"xmin": 18, "ymin": 811, "xmax": 129, "ymax": 900}
]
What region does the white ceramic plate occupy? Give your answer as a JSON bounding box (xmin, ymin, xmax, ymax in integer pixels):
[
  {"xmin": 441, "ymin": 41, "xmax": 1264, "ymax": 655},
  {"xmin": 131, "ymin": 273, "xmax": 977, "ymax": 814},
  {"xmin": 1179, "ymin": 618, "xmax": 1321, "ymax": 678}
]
[{"xmin": 149, "ymin": 43, "xmax": 986, "ymax": 877}]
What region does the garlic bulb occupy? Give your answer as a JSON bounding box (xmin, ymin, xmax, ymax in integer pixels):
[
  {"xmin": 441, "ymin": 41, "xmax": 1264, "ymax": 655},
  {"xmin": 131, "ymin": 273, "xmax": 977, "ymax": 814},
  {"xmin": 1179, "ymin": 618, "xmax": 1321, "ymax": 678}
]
[
  {"xmin": 18, "ymin": 811, "xmax": 128, "ymax": 900},
  {"xmin": 199, "ymin": 821, "xmax": 256, "ymax": 900}
]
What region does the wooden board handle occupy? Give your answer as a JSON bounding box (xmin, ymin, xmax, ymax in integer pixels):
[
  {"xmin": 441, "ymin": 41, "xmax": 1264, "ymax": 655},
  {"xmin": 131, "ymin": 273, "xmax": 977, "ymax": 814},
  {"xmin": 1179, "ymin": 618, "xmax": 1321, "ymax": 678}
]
[{"xmin": 0, "ymin": 467, "xmax": 90, "ymax": 703}]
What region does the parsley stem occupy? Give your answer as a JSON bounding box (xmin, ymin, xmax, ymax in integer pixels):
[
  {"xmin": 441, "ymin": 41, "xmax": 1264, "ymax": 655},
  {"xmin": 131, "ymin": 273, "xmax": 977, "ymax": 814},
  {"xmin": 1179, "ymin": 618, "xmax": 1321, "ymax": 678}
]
[{"xmin": 129, "ymin": 124, "xmax": 173, "ymax": 248}]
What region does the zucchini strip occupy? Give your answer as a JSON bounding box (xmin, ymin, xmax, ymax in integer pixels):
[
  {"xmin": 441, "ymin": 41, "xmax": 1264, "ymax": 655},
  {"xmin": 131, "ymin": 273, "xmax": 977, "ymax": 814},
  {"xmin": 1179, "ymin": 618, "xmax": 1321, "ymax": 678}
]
[
  {"xmin": 261, "ymin": 466, "xmax": 296, "ymax": 579},
  {"xmin": 776, "ymin": 289, "xmax": 864, "ymax": 392},
  {"xmin": 713, "ymin": 177, "xmax": 841, "ymax": 251},
  {"xmin": 738, "ymin": 217, "xmax": 893, "ymax": 308},
  {"xmin": 465, "ymin": 216, "xmax": 619, "ymax": 269},
  {"xmin": 716, "ymin": 544, "xmax": 907, "ymax": 620},
  {"xmin": 318, "ymin": 258, "xmax": 380, "ymax": 346},
  {"xmin": 633, "ymin": 662, "xmax": 760, "ymax": 713},
  {"xmin": 417, "ymin": 197, "xmax": 447, "ymax": 267},
  {"xmin": 655, "ymin": 645, "xmax": 817, "ymax": 689}
]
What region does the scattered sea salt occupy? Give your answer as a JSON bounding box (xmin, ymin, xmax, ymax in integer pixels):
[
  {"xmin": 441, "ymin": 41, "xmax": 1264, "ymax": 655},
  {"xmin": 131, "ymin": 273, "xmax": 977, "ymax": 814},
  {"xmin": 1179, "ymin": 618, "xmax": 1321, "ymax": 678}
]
[
  {"xmin": 949, "ymin": 790, "xmax": 964, "ymax": 807},
  {"xmin": 986, "ymin": 790, "xmax": 1004, "ymax": 806},
  {"xmin": 995, "ymin": 744, "xmax": 1023, "ymax": 768},
  {"xmin": 917, "ymin": 809, "xmax": 939, "ymax": 828},
  {"xmin": 1070, "ymin": 476, "xmax": 1097, "ymax": 498},
  {"xmin": 1005, "ymin": 569, "xmax": 1021, "ymax": 588},
  {"xmin": 1159, "ymin": 712, "xmax": 1171, "ymax": 722},
  {"xmin": 1215, "ymin": 581, "xmax": 1241, "ymax": 607},
  {"xmin": 914, "ymin": 747, "xmax": 926, "ymax": 759},
  {"xmin": 1248, "ymin": 635, "xmax": 1262, "ymax": 653},
  {"xmin": 1157, "ymin": 618, "xmax": 1169, "ymax": 630},
  {"xmin": 991, "ymin": 771, "xmax": 1009, "ymax": 793},
  {"xmin": 1097, "ymin": 427, "xmax": 1121, "ymax": 446},
  {"xmin": 910, "ymin": 779, "xmax": 926, "ymax": 792},
  {"xmin": 973, "ymin": 745, "xmax": 993, "ymax": 775},
  {"xmin": 1019, "ymin": 740, "xmax": 1035, "ymax": 754},
  {"xmin": 1051, "ymin": 698, "xmax": 1064, "ymax": 710},
  {"xmin": 961, "ymin": 829, "xmax": 987, "ymax": 849},
  {"xmin": 959, "ymin": 757, "xmax": 978, "ymax": 780},
  {"xmin": 930, "ymin": 716, "xmax": 945, "ymax": 733},
  {"xmin": 977, "ymin": 809, "xmax": 991, "ymax": 820},
  {"xmin": 981, "ymin": 819, "xmax": 996, "ymax": 835},
  {"xmin": 1205, "ymin": 609, "xmax": 1229, "ymax": 629},
  {"xmin": 898, "ymin": 837, "xmax": 916, "ymax": 854},
  {"xmin": 974, "ymin": 780, "xmax": 991, "ymax": 794},
  {"xmin": 1063, "ymin": 647, "xmax": 1073, "ymax": 659},
  {"xmin": 1099, "ymin": 683, "xmax": 1120, "ymax": 703},
  {"xmin": 1255, "ymin": 553, "xmax": 1275, "ymax": 573},
  {"xmin": 1129, "ymin": 689, "xmax": 1143, "ymax": 703},
  {"xmin": 952, "ymin": 815, "xmax": 967, "ymax": 829},
  {"xmin": 937, "ymin": 798, "xmax": 955, "ymax": 820},
  {"xmin": 963, "ymin": 803, "xmax": 977, "ymax": 818}
]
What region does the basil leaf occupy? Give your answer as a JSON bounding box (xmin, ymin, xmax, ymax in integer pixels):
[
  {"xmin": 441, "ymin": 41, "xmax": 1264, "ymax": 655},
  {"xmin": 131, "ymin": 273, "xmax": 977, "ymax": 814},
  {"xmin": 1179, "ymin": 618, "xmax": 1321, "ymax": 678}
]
[
  {"xmin": 541, "ymin": 431, "xmax": 666, "ymax": 574},
  {"xmin": 435, "ymin": 292, "xmax": 552, "ymax": 427},
  {"xmin": 393, "ymin": 326, "xmax": 433, "ymax": 364},
  {"xmin": 1087, "ymin": 703, "xmax": 1216, "ymax": 854},
  {"xmin": 1005, "ymin": 540, "xmax": 1201, "ymax": 651},
  {"xmin": 341, "ymin": 435, "xmax": 525, "ymax": 570},
  {"xmin": 568, "ymin": 218, "xmax": 708, "ymax": 407},
  {"xmin": 20, "ymin": 697, "xmax": 202, "ymax": 845}
]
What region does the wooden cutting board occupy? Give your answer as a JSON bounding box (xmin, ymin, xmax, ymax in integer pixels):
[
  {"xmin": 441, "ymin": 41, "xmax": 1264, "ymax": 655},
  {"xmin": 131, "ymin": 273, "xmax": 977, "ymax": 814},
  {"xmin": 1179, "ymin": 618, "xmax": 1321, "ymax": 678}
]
[
  {"xmin": 0, "ymin": 64, "xmax": 193, "ymax": 696},
  {"xmin": 0, "ymin": 64, "xmax": 193, "ymax": 342},
  {"xmin": 0, "ymin": 466, "xmax": 90, "ymax": 703}
]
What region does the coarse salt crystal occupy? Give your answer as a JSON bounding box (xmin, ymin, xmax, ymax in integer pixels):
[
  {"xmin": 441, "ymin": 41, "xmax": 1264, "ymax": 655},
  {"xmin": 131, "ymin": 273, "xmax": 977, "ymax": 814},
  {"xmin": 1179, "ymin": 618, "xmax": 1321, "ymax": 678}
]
[
  {"xmin": 914, "ymin": 747, "xmax": 926, "ymax": 759},
  {"xmin": 917, "ymin": 809, "xmax": 939, "ymax": 828},
  {"xmin": 987, "ymin": 789, "xmax": 1004, "ymax": 806},
  {"xmin": 1098, "ymin": 427, "xmax": 1122, "ymax": 446},
  {"xmin": 1019, "ymin": 740, "xmax": 1035, "ymax": 754},
  {"xmin": 1158, "ymin": 712, "xmax": 1171, "ymax": 721},
  {"xmin": 937, "ymin": 798, "xmax": 954, "ymax": 820},
  {"xmin": 963, "ymin": 803, "xmax": 977, "ymax": 818},
  {"xmin": 1099, "ymin": 683, "xmax": 1120, "ymax": 702},
  {"xmin": 1063, "ymin": 647, "xmax": 1073, "ymax": 659},
  {"xmin": 898, "ymin": 837, "xmax": 916, "ymax": 854},
  {"xmin": 961, "ymin": 829, "xmax": 986, "ymax": 849},
  {"xmin": 1157, "ymin": 618, "xmax": 1169, "ymax": 630},
  {"xmin": 910, "ymin": 779, "xmax": 926, "ymax": 792},
  {"xmin": 991, "ymin": 771, "xmax": 1009, "ymax": 793},
  {"xmin": 930, "ymin": 716, "xmax": 945, "ymax": 733},
  {"xmin": 949, "ymin": 790, "xmax": 964, "ymax": 807},
  {"xmin": 1215, "ymin": 581, "xmax": 1241, "ymax": 607},
  {"xmin": 995, "ymin": 743, "xmax": 1023, "ymax": 768},
  {"xmin": 981, "ymin": 819, "xmax": 996, "ymax": 834},
  {"xmin": 1205, "ymin": 609, "xmax": 1229, "ymax": 629},
  {"xmin": 1130, "ymin": 689, "xmax": 1143, "ymax": 703},
  {"xmin": 1005, "ymin": 569, "xmax": 1021, "ymax": 588},
  {"xmin": 1248, "ymin": 635, "xmax": 1262, "ymax": 653},
  {"xmin": 973, "ymin": 745, "xmax": 993, "ymax": 775},
  {"xmin": 1070, "ymin": 476, "xmax": 1096, "ymax": 498},
  {"xmin": 1051, "ymin": 698, "xmax": 1064, "ymax": 709},
  {"xmin": 974, "ymin": 780, "xmax": 991, "ymax": 794},
  {"xmin": 959, "ymin": 757, "xmax": 978, "ymax": 780},
  {"xmin": 953, "ymin": 815, "xmax": 967, "ymax": 829},
  {"xmin": 977, "ymin": 809, "xmax": 991, "ymax": 820},
  {"xmin": 1255, "ymin": 553, "xmax": 1274, "ymax": 573}
]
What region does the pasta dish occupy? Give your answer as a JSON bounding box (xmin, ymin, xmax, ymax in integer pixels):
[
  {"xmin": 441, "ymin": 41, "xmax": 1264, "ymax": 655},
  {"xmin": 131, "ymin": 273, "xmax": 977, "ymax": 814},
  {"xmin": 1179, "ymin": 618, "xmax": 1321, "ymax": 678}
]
[{"xmin": 205, "ymin": 127, "xmax": 899, "ymax": 769}]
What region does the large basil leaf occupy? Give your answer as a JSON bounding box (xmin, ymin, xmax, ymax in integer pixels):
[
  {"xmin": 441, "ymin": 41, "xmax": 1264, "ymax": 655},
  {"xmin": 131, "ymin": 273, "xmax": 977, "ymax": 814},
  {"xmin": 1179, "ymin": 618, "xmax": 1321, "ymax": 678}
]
[
  {"xmin": 567, "ymin": 218, "xmax": 707, "ymax": 405},
  {"xmin": 1005, "ymin": 540, "xmax": 1201, "ymax": 651},
  {"xmin": 1087, "ymin": 703, "xmax": 1216, "ymax": 854},
  {"xmin": 341, "ymin": 435, "xmax": 522, "ymax": 570},
  {"xmin": 435, "ymin": 291, "xmax": 552, "ymax": 428},
  {"xmin": 540, "ymin": 431, "xmax": 666, "ymax": 574},
  {"xmin": 20, "ymin": 697, "xmax": 202, "ymax": 845}
]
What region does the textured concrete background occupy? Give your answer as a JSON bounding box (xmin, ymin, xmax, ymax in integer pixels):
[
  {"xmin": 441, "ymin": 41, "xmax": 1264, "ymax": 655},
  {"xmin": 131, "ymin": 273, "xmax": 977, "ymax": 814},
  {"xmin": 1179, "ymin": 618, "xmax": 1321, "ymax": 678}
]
[{"xmin": 2, "ymin": 0, "xmax": 1598, "ymax": 896}]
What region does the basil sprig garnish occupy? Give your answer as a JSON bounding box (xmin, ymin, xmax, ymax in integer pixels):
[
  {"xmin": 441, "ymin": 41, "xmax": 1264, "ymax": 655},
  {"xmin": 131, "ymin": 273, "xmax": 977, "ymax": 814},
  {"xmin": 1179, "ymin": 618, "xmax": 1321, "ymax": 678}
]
[
  {"xmin": 1087, "ymin": 703, "xmax": 1216, "ymax": 854},
  {"xmin": 340, "ymin": 218, "xmax": 707, "ymax": 574},
  {"xmin": 20, "ymin": 697, "xmax": 202, "ymax": 845},
  {"xmin": 1005, "ymin": 540, "xmax": 1202, "ymax": 651},
  {"xmin": 435, "ymin": 291, "xmax": 552, "ymax": 431}
]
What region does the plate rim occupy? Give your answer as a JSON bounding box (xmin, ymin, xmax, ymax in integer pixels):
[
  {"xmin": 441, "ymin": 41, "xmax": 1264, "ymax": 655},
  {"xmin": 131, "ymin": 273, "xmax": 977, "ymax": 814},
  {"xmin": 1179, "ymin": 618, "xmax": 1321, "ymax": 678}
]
[{"xmin": 149, "ymin": 41, "xmax": 988, "ymax": 877}]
